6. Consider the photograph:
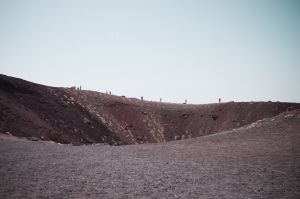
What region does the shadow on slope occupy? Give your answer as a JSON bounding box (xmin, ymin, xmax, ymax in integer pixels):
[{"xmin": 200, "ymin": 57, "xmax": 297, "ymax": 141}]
[{"xmin": 1, "ymin": 74, "xmax": 300, "ymax": 145}]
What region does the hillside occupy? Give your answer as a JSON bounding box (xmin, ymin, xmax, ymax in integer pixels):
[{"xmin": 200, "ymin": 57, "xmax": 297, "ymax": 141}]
[
  {"xmin": 1, "ymin": 74, "xmax": 300, "ymax": 145},
  {"xmin": 1, "ymin": 109, "xmax": 299, "ymax": 198}
]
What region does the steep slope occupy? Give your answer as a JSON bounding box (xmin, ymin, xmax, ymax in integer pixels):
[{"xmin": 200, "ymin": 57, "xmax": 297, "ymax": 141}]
[
  {"xmin": 1, "ymin": 74, "xmax": 300, "ymax": 145},
  {"xmin": 0, "ymin": 74, "xmax": 121, "ymax": 145}
]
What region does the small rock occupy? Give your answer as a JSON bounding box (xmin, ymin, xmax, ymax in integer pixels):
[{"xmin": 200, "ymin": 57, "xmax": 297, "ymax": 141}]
[
  {"xmin": 180, "ymin": 114, "xmax": 189, "ymax": 119},
  {"xmin": 212, "ymin": 115, "xmax": 218, "ymax": 121},
  {"xmin": 4, "ymin": 132, "xmax": 12, "ymax": 136},
  {"xmin": 28, "ymin": 137, "xmax": 39, "ymax": 141},
  {"xmin": 83, "ymin": 117, "xmax": 91, "ymax": 125},
  {"xmin": 125, "ymin": 124, "xmax": 133, "ymax": 130},
  {"xmin": 174, "ymin": 135, "xmax": 181, "ymax": 140}
]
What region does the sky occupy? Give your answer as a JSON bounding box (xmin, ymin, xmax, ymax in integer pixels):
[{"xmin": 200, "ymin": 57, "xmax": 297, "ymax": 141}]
[{"xmin": 0, "ymin": 0, "xmax": 300, "ymax": 104}]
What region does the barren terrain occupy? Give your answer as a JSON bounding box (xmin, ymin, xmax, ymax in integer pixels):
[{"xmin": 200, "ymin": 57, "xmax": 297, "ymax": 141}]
[
  {"xmin": 0, "ymin": 110, "xmax": 300, "ymax": 198},
  {"xmin": 1, "ymin": 74, "xmax": 300, "ymax": 145},
  {"xmin": 1, "ymin": 74, "xmax": 300, "ymax": 198}
]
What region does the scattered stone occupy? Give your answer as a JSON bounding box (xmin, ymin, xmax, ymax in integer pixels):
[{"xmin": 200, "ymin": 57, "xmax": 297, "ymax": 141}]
[
  {"xmin": 125, "ymin": 124, "xmax": 133, "ymax": 130},
  {"xmin": 83, "ymin": 117, "xmax": 91, "ymax": 125},
  {"xmin": 212, "ymin": 115, "xmax": 218, "ymax": 121},
  {"xmin": 4, "ymin": 132, "xmax": 12, "ymax": 136},
  {"xmin": 136, "ymin": 136, "xmax": 143, "ymax": 141},
  {"xmin": 180, "ymin": 114, "xmax": 189, "ymax": 119},
  {"xmin": 174, "ymin": 135, "xmax": 181, "ymax": 140},
  {"xmin": 28, "ymin": 137, "xmax": 39, "ymax": 141}
]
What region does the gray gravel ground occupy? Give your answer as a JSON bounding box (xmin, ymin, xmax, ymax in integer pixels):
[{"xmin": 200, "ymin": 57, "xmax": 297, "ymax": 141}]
[{"xmin": 1, "ymin": 112, "xmax": 300, "ymax": 199}]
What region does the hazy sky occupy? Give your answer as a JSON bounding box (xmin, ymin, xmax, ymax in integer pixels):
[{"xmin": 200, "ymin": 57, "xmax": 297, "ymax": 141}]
[{"xmin": 0, "ymin": 0, "xmax": 299, "ymax": 104}]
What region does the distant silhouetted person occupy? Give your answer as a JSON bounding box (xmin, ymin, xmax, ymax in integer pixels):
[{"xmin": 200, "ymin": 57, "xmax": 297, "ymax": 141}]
[
  {"xmin": 109, "ymin": 91, "xmax": 111, "ymax": 95},
  {"xmin": 219, "ymin": 98, "xmax": 221, "ymax": 103},
  {"xmin": 184, "ymin": 99, "xmax": 187, "ymax": 104},
  {"xmin": 160, "ymin": 98, "xmax": 162, "ymax": 102},
  {"xmin": 141, "ymin": 96, "xmax": 143, "ymax": 100},
  {"xmin": 79, "ymin": 85, "xmax": 82, "ymax": 90}
]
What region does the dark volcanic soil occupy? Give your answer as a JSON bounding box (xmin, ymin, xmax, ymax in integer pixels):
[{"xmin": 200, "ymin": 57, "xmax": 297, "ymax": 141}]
[
  {"xmin": 1, "ymin": 74, "xmax": 300, "ymax": 145},
  {"xmin": 1, "ymin": 110, "xmax": 299, "ymax": 199}
]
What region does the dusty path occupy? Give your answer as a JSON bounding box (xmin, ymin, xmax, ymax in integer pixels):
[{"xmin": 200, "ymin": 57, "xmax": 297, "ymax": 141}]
[{"xmin": 1, "ymin": 111, "xmax": 300, "ymax": 198}]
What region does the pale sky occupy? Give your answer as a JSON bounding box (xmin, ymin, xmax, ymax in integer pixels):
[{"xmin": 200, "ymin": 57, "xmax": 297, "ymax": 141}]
[{"xmin": 0, "ymin": 0, "xmax": 300, "ymax": 104}]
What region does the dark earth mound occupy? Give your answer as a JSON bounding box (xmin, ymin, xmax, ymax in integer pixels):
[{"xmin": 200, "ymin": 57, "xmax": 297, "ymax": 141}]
[
  {"xmin": 1, "ymin": 110, "xmax": 299, "ymax": 198},
  {"xmin": 1, "ymin": 74, "xmax": 300, "ymax": 145}
]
